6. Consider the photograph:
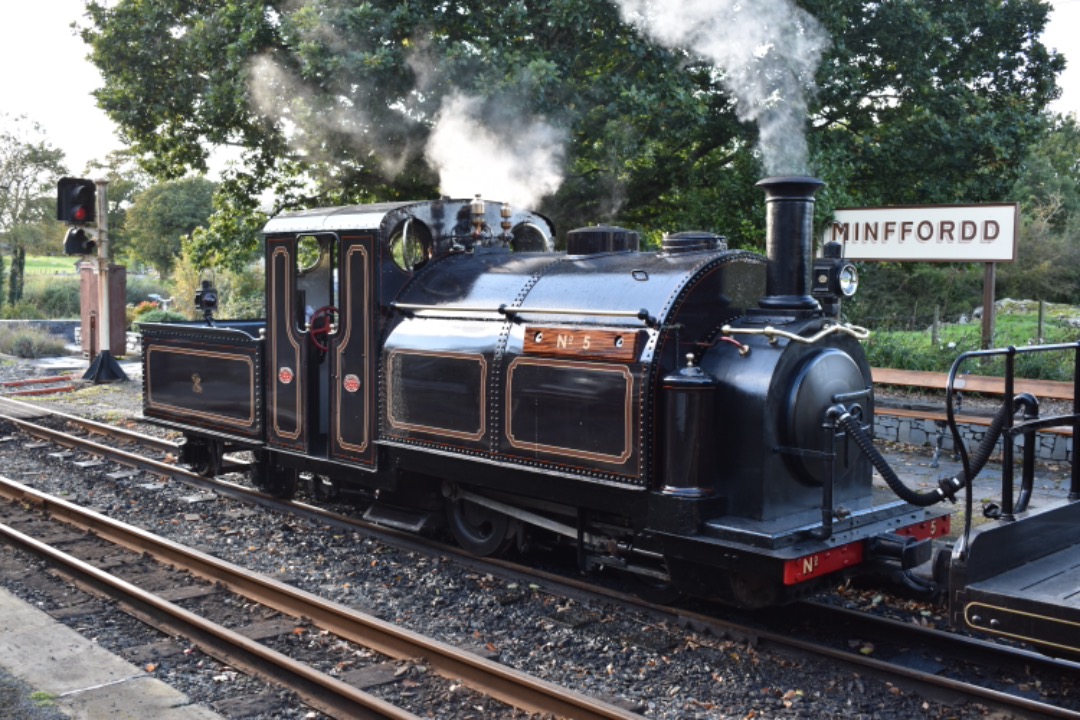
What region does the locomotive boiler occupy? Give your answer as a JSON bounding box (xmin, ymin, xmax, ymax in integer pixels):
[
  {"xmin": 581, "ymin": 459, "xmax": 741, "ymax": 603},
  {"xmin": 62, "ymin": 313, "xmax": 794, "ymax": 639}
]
[{"xmin": 140, "ymin": 176, "xmax": 952, "ymax": 608}]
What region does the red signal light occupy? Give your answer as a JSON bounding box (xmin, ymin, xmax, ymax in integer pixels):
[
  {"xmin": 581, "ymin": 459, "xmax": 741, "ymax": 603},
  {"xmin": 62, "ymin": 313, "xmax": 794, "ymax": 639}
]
[{"xmin": 56, "ymin": 177, "xmax": 96, "ymax": 225}]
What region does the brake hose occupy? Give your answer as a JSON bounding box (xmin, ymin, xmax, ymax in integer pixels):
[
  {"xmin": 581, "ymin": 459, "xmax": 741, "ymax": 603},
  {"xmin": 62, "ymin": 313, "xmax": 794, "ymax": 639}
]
[{"xmin": 833, "ymin": 394, "xmax": 1038, "ymax": 507}]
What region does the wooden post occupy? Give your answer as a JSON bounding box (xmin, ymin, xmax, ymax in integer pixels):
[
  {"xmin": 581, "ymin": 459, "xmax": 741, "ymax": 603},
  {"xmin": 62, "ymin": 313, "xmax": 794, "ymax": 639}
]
[
  {"xmin": 981, "ymin": 262, "xmax": 996, "ymax": 349},
  {"xmin": 1038, "ymin": 300, "xmax": 1046, "ymax": 344},
  {"xmin": 932, "ymin": 305, "xmax": 940, "ymax": 346}
]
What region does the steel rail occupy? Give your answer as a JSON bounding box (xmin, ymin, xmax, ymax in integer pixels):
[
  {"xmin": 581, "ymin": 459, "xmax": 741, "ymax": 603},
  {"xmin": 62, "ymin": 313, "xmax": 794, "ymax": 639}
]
[
  {"xmin": 0, "ymin": 396, "xmax": 177, "ymax": 453},
  {"xmin": 0, "ymin": 512, "xmax": 417, "ymax": 720},
  {"xmin": 0, "ymin": 475, "xmax": 642, "ymax": 720}
]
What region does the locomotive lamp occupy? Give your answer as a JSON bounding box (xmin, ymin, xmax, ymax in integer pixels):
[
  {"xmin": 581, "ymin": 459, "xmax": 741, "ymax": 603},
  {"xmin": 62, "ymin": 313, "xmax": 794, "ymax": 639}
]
[
  {"xmin": 812, "ymin": 240, "xmax": 858, "ymax": 316},
  {"xmin": 195, "ymin": 279, "xmax": 218, "ymax": 324}
]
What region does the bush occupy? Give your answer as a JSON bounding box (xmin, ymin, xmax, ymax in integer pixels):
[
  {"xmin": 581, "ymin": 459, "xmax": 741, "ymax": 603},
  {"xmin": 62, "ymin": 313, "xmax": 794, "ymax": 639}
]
[
  {"xmin": 126, "ymin": 275, "xmax": 170, "ymax": 306},
  {"xmin": 0, "ymin": 300, "xmax": 46, "ymax": 320},
  {"xmin": 169, "ymin": 242, "xmax": 264, "ymax": 321},
  {"xmin": 863, "ymin": 305, "xmax": 1080, "ymax": 380},
  {"xmin": 0, "ymin": 327, "xmax": 68, "ymax": 358},
  {"xmin": 38, "ymin": 282, "xmax": 82, "ymax": 318},
  {"xmin": 132, "ymin": 309, "xmax": 188, "ymax": 329}
]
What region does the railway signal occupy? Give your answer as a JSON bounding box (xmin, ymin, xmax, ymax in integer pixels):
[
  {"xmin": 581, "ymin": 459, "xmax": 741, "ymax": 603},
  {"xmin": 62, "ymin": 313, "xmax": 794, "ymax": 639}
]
[
  {"xmin": 56, "ymin": 177, "xmax": 96, "ymax": 225},
  {"xmin": 62, "ymin": 227, "xmax": 97, "ymax": 255}
]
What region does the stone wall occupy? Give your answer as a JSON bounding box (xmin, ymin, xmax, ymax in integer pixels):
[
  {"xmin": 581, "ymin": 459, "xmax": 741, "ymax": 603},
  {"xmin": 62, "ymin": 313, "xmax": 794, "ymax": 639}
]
[{"xmin": 874, "ymin": 413, "xmax": 1073, "ymax": 463}]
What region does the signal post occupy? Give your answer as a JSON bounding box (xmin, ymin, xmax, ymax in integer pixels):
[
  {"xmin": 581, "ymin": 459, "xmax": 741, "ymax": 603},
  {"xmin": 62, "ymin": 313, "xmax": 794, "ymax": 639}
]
[{"xmin": 57, "ymin": 177, "xmax": 128, "ymax": 382}]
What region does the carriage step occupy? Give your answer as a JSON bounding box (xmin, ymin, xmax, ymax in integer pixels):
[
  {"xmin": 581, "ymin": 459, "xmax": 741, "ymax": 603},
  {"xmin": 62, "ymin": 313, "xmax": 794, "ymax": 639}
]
[{"xmin": 363, "ymin": 503, "xmax": 431, "ymax": 533}]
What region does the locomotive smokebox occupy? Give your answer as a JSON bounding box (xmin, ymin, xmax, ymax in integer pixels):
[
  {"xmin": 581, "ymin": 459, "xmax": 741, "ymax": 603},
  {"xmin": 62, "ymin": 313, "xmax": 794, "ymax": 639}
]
[{"xmin": 757, "ymin": 176, "xmax": 824, "ymax": 311}]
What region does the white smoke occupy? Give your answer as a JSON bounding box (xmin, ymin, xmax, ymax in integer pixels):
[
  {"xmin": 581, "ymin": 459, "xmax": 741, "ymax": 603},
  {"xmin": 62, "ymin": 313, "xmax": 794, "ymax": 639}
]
[
  {"xmin": 424, "ymin": 92, "xmax": 567, "ymax": 207},
  {"xmin": 612, "ymin": 0, "xmax": 829, "ymax": 175}
]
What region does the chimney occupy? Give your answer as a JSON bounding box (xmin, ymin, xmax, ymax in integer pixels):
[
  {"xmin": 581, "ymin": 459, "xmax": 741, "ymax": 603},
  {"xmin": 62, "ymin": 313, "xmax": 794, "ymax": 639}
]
[{"xmin": 756, "ymin": 176, "xmax": 825, "ymax": 312}]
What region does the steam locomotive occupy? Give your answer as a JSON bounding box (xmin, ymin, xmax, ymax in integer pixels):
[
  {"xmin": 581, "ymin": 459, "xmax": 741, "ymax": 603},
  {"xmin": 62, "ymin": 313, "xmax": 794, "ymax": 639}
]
[{"xmin": 139, "ymin": 177, "xmax": 1080, "ymax": 645}]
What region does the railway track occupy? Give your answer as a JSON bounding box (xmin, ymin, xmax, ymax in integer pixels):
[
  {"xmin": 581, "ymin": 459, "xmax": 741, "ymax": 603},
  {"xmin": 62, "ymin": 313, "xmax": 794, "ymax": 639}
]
[
  {"xmin": 2, "ymin": 395, "xmax": 1079, "ymax": 717},
  {"xmin": 0, "ymin": 375, "xmax": 78, "ymax": 397},
  {"xmin": 0, "ymin": 474, "xmax": 642, "ymax": 719}
]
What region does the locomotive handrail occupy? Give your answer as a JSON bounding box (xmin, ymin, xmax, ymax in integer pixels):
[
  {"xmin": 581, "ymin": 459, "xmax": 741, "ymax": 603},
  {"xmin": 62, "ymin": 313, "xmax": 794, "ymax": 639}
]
[
  {"xmin": 946, "ymin": 341, "xmax": 1080, "ymax": 558},
  {"xmin": 721, "ymin": 322, "xmax": 869, "ymax": 345},
  {"xmin": 391, "ymin": 301, "xmax": 658, "ymax": 327}
]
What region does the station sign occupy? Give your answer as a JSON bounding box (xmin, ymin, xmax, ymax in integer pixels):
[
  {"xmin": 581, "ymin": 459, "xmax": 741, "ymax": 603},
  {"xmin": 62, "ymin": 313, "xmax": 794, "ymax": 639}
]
[{"xmin": 824, "ymin": 204, "xmax": 1018, "ymax": 262}]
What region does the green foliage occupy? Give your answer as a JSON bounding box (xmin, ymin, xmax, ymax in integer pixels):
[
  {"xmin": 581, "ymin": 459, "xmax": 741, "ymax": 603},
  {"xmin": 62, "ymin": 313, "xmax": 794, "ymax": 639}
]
[
  {"xmin": 864, "ymin": 306, "xmax": 1080, "ymax": 380},
  {"xmin": 216, "ymin": 263, "xmax": 265, "ymax": 320},
  {"xmin": 1, "ymin": 115, "xmax": 69, "ymax": 305},
  {"xmin": 168, "ymin": 239, "xmax": 264, "ymax": 321},
  {"xmin": 844, "ymin": 263, "xmax": 985, "ymax": 330},
  {"xmin": 81, "ymin": 0, "xmax": 1063, "ymax": 260},
  {"xmin": 125, "ymin": 275, "xmax": 171, "ymax": 306},
  {"xmin": 994, "ymin": 116, "xmax": 1080, "ymax": 304},
  {"xmin": 132, "ymin": 308, "xmax": 188, "ymax": 328},
  {"xmin": 0, "ymin": 326, "xmax": 67, "ymax": 358},
  {"xmin": 127, "ymin": 300, "xmax": 163, "ymax": 328},
  {"xmin": 0, "ymin": 300, "xmax": 44, "ymax": 320},
  {"xmin": 31, "ymin": 279, "xmax": 81, "ymax": 318},
  {"xmin": 809, "ymin": 0, "xmax": 1060, "ymax": 207},
  {"xmin": 124, "ymin": 177, "xmax": 217, "ymax": 277}
]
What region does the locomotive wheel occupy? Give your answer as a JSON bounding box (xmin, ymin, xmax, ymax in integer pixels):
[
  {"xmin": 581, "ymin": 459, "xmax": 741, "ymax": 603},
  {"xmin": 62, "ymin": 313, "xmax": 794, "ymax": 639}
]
[
  {"xmin": 631, "ymin": 574, "xmax": 684, "ymax": 605},
  {"xmin": 180, "ymin": 437, "xmax": 222, "ymax": 477},
  {"xmin": 445, "ymin": 497, "xmax": 515, "ymax": 556},
  {"xmin": 250, "ymin": 454, "xmax": 299, "ymax": 500}
]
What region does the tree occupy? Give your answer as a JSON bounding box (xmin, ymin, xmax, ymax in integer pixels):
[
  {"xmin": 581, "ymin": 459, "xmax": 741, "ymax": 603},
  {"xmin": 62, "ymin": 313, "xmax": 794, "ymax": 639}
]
[
  {"xmin": 124, "ymin": 177, "xmax": 217, "ymax": 277},
  {"xmin": 997, "ymin": 115, "xmax": 1080, "ymax": 303},
  {"xmin": 83, "ymin": 149, "xmax": 153, "ymax": 264},
  {"xmin": 81, "ymin": 0, "xmax": 1063, "ymax": 263},
  {"xmin": 0, "ymin": 115, "xmax": 68, "ymax": 304},
  {"xmin": 808, "ymin": 0, "xmax": 1063, "ymax": 209}
]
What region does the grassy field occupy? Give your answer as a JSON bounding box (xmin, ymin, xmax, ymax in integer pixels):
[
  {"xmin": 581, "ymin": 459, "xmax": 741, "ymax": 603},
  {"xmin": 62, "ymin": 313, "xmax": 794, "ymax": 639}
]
[{"xmin": 26, "ymin": 255, "xmax": 81, "ymax": 275}]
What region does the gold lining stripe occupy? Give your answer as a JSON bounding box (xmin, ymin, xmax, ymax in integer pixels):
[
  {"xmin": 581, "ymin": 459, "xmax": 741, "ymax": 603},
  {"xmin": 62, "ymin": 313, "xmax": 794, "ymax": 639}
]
[
  {"xmin": 964, "ymin": 600, "xmax": 1080, "ymax": 653},
  {"xmin": 335, "ymin": 243, "xmax": 371, "ymax": 454},
  {"xmin": 505, "ymin": 356, "xmax": 634, "ymax": 464},
  {"xmin": 270, "ymin": 245, "xmax": 303, "ymax": 441},
  {"xmin": 386, "ymin": 349, "xmax": 488, "ymax": 441}
]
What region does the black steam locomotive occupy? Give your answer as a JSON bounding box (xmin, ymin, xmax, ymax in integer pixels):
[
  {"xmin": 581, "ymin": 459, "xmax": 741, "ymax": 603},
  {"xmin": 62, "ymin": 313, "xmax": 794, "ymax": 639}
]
[{"xmin": 139, "ymin": 177, "xmax": 1080, "ymax": 647}]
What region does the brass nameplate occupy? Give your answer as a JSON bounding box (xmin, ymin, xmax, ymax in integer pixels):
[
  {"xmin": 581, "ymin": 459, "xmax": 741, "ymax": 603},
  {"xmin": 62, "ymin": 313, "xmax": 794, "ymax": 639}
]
[{"xmin": 523, "ymin": 327, "xmax": 641, "ymax": 362}]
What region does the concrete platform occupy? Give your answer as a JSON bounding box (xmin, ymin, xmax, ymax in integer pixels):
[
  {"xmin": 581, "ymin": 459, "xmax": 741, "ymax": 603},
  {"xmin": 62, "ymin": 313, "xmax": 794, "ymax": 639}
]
[{"xmin": 0, "ymin": 586, "xmax": 223, "ymax": 720}]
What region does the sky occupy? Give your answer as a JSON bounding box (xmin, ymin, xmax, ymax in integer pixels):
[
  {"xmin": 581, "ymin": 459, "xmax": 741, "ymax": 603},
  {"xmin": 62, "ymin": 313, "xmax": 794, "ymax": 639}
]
[{"xmin": 2, "ymin": 0, "xmax": 1079, "ymax": 178}]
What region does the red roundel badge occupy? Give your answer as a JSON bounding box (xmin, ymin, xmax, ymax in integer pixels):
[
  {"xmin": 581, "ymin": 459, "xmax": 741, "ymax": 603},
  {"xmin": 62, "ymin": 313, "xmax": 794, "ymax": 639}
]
[
  {"xmin": 278, "ymin": 367, "xmax": 294, "ymax": 385},
  {"xmin": 343, "ymin": 374, "xmax": 361, "ymax": 393}
]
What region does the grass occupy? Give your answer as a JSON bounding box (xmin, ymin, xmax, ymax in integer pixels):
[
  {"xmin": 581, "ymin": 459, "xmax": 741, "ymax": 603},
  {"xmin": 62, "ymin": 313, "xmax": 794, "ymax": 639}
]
[
  {"xmin": 25, "ymin": 255, "xmax": 81, "ymax": 275},
  {"xmin": 863, "ymin": 301, "xmax": 1080, "ymax": 380},
  {"xmin": 29, "ymin": 691, "xmax": 56, "ymax": 707}
]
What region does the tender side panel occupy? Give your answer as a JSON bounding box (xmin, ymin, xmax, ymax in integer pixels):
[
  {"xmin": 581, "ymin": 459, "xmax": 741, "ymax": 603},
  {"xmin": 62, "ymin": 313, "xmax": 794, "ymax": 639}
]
[
  {"xmin": 331, "ymin": 236, "xmax": 377, "ymax": 467},
  {"xmin": 142, "ymin": 331, "xmax": 263, "ymax": 440}
]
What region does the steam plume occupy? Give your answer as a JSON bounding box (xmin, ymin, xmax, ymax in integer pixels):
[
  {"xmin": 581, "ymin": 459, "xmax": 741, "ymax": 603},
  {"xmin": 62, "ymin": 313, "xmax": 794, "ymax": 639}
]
[
  {"xmin": 612, "ymin": 0, "xmax": 828, "ymax": 175},
  {"xmin": 424, "ymin": 92, "xmax": 567, "ymax": 207}
]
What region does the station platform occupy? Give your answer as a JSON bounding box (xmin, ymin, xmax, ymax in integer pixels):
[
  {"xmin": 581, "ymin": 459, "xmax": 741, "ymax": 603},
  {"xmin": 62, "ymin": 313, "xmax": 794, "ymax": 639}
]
[{"xmin": 0, "ymin": 586, "xmax": 223, "ymax": 719}]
